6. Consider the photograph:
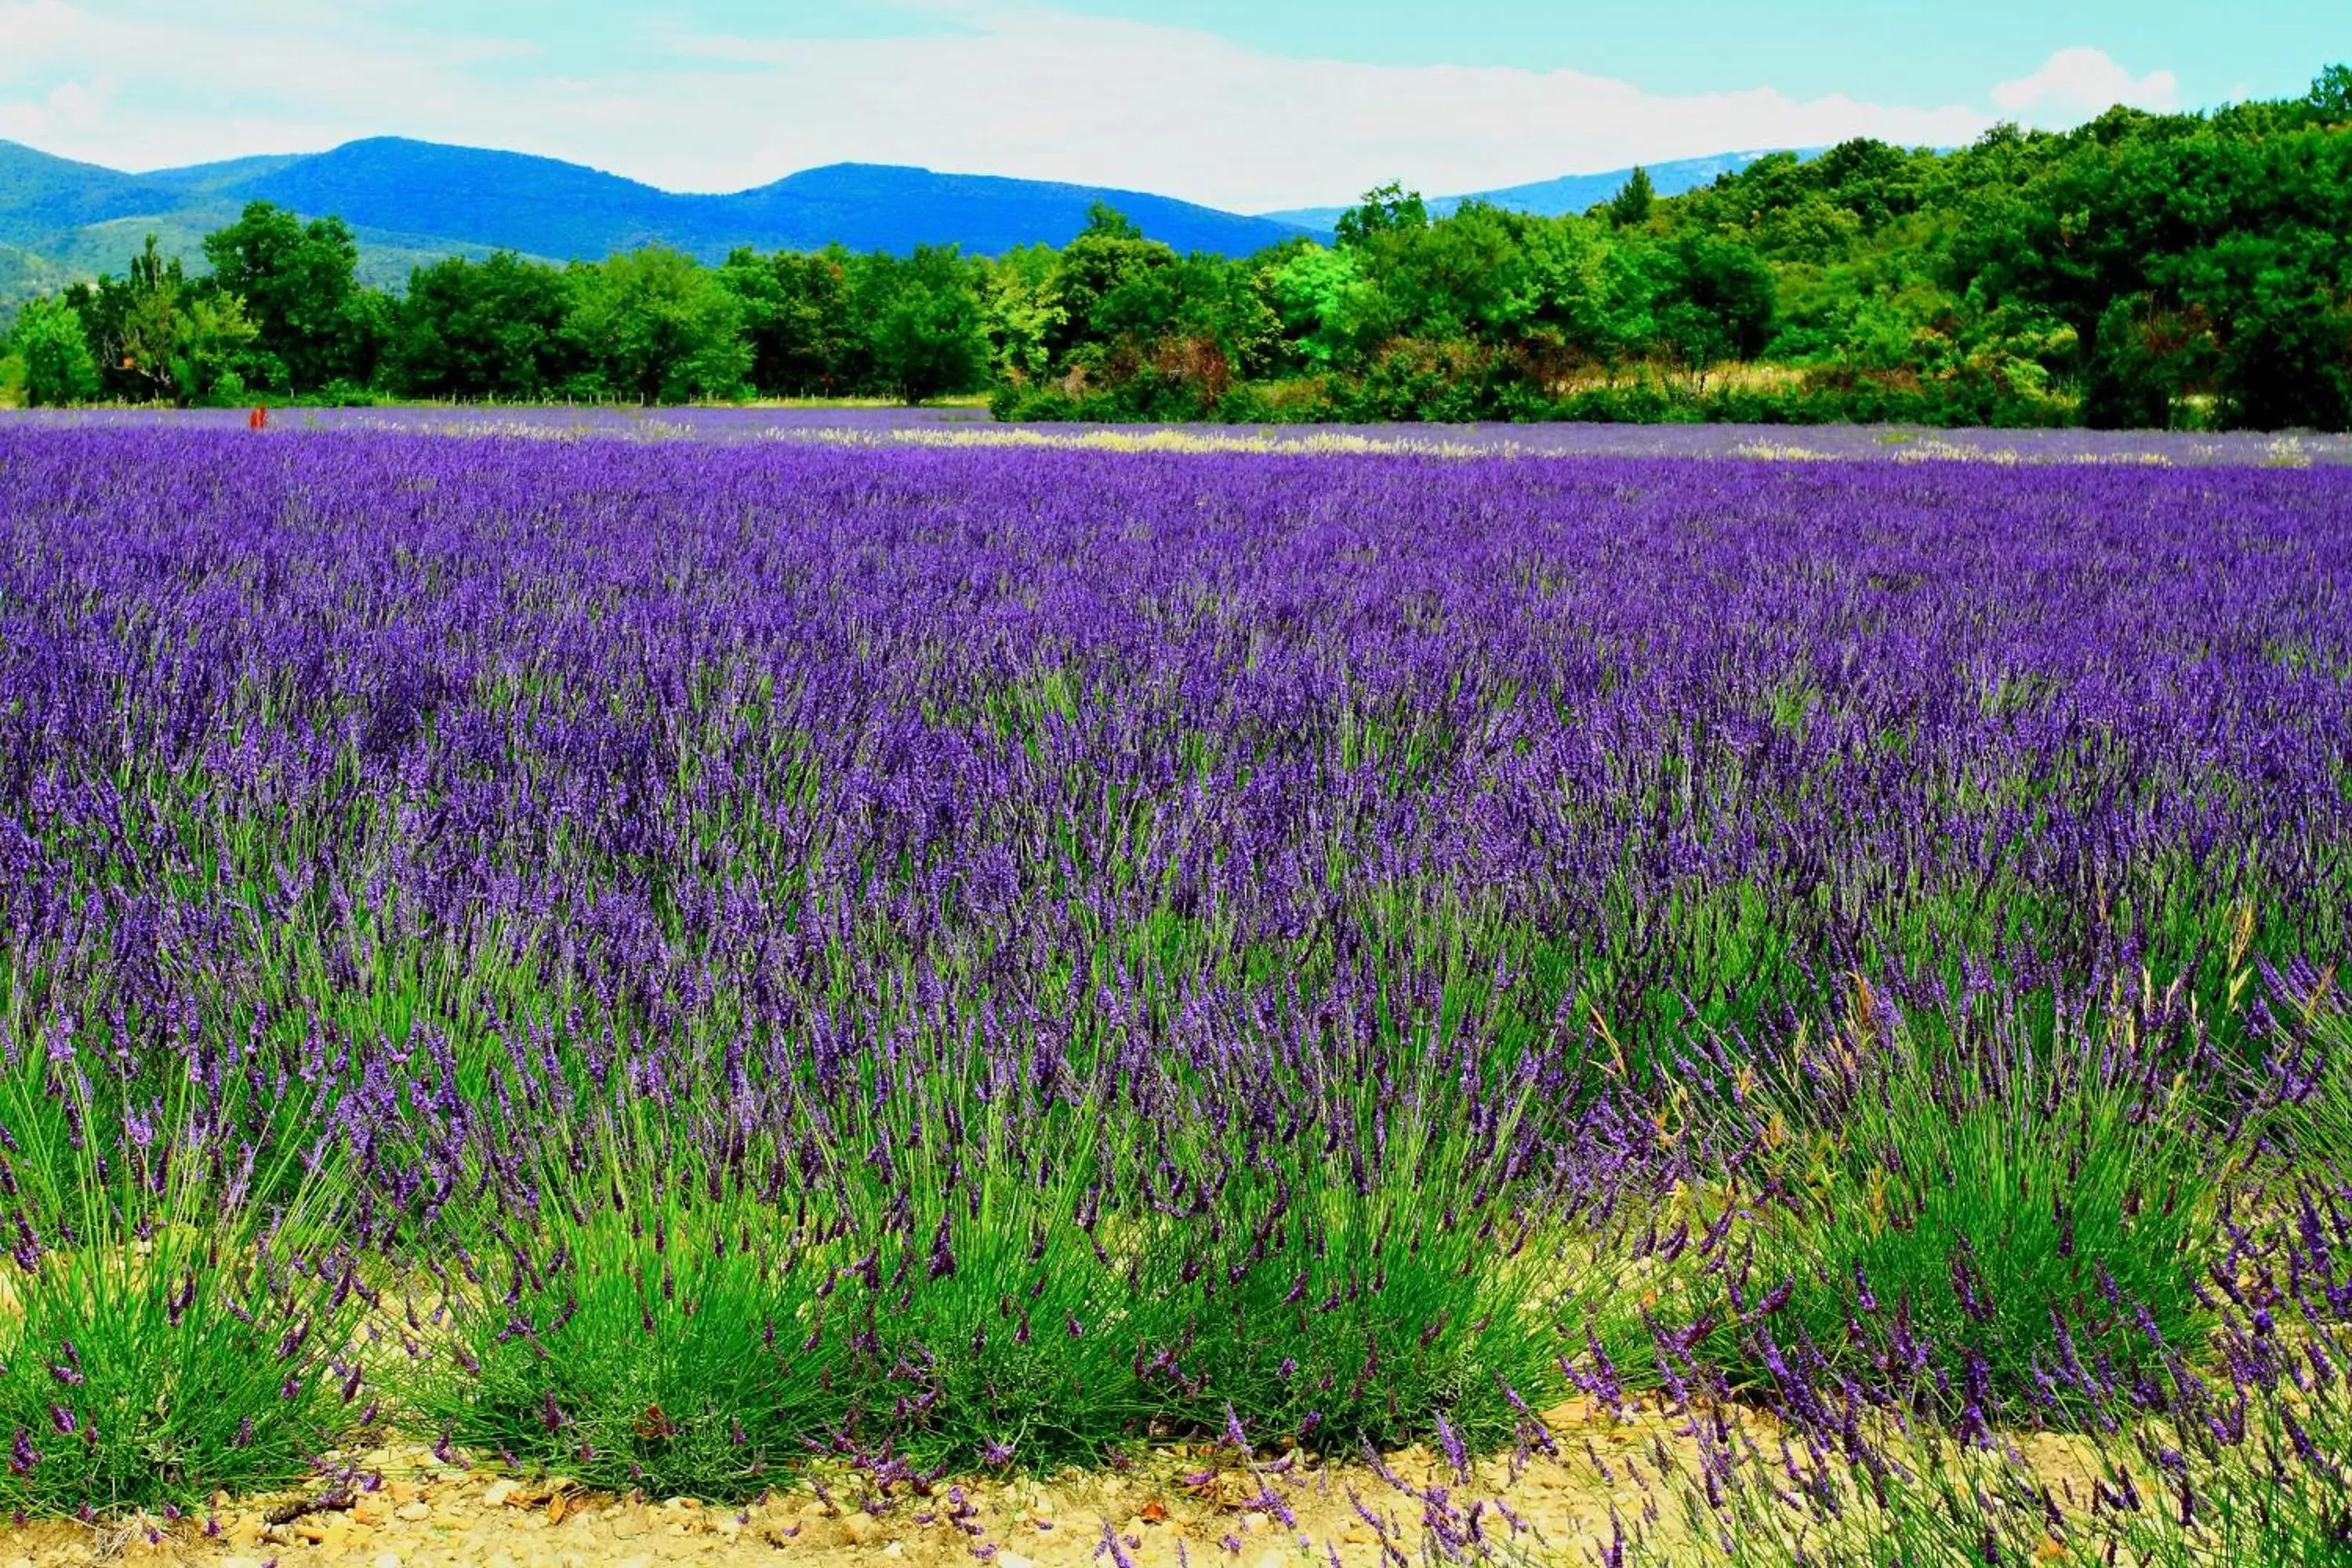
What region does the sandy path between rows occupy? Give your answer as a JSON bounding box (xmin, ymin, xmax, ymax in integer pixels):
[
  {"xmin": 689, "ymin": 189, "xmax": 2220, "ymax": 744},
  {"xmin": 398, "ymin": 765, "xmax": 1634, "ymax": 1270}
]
[{"xmin": 0, "ymin": 1401, "xmax": 1691, "ymax": 1568}]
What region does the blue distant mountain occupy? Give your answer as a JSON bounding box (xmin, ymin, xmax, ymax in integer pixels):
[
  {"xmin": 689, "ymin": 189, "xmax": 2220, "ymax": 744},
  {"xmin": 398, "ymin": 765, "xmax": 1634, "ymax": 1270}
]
[
  {"xmin": 139, "ymin": 154, "xmax": 314, "ymax": 194},
  {"xmin": 1261, "ymin": 150, "xmax": 1813, "ymax": 229},
  {"xmin": 0, "ymin": 135, "xmax": 1316, "ymax": 303},
  {"xmin": 183, "ymin": 140, "xmax": 1319, "ymax": 261}
]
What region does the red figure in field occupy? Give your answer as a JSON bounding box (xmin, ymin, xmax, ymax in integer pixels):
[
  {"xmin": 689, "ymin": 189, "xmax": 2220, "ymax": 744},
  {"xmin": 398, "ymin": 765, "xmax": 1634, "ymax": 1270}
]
[{"xmin": 249, "ymin": 408, "xmax": 269, "ymax": 430}]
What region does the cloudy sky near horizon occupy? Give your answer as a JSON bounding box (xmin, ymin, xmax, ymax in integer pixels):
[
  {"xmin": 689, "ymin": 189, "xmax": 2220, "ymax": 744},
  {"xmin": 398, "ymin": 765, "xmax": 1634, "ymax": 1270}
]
[{"xmin": 0, "ymin": 1, "xmax": 2337, "ymax": 212}]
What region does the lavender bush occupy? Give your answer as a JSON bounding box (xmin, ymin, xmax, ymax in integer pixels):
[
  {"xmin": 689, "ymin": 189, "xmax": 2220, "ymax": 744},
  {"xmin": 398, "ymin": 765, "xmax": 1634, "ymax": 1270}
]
[
  {"xmin": 1628, "ymin": 1164, "xmax": 2352, "ymax": 1565},
  {"xmin": 0, "ymin": 1053, "xmax": 372, "ymax": 1513},
  {"xmin": 1688, "ymin": 985, "xmax": 2223, "ymax": 1431},
  {"xmin": 0, "ymin": 426, "xmax": 2345, "ymax": 1524}
]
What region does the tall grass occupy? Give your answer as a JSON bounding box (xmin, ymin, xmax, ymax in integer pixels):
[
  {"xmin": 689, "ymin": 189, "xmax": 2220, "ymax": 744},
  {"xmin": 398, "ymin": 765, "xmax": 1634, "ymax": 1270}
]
[{"xmin": 0, "ymin": 1042, "xmax": 369, "ymax": 1513}]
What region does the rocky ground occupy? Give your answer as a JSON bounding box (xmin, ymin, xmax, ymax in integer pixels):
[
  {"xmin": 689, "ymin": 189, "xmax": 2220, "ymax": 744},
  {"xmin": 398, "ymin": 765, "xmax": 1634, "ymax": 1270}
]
[{"xmin": 0, "ymin": 1401, "xmax": 1690, "ymax": 1568}]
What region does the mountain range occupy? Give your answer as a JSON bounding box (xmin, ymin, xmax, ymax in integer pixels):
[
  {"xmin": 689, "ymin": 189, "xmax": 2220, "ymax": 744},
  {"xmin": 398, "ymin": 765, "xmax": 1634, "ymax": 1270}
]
[
  {"xmin": 1257, "ymin": 150, "xmax": 1802, "ymax": 229},
  {"xmin": 0, "ymin": 136, "xmax": 1788, "ymax": 305}
]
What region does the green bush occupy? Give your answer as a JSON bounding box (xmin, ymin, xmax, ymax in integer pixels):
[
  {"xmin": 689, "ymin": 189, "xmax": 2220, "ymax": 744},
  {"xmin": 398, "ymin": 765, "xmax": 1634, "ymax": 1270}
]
[
  {"xmin": 0, "ymin": 1066, "xmax": 368, "ymax": 1514},
  {"xmin": 873, "ymin": 1156, "xmax": 1173, "ymax": 1468},
  {"xmin": 1145, "ymin": 1076, "xmax": 1641, "ymax": 1456},
  {"xmin": 1708, "ymin": 995, "xmax": 2216, "ymax": 1423},
  {"xmin": 401, "ymin": 1120, "xmax": 847, "ymax": 1500},
  {"xmin": 7, "ymin": 296, "xmax": 100, "ymax": 408},
  {"xmin": 1636, "ymin": 1361, "xmax": 2352, "ymax": 1567},
  {"xmin": 1164, "ymin": 1148, "xmax": 1570, "ymax": 1452}
]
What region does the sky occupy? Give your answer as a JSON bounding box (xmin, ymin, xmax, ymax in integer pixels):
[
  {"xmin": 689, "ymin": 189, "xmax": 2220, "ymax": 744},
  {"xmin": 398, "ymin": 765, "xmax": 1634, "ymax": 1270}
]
[{"xmin": 0, "ymin": 1, "xmax": 2339, "ymax": 212}]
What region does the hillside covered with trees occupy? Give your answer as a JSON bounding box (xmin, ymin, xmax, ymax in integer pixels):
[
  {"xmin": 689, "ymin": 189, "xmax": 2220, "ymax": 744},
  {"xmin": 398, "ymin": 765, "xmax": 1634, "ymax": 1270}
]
[{"xmin": 5, "ymin": 67, "xmax": 2349, "ymax": 429}]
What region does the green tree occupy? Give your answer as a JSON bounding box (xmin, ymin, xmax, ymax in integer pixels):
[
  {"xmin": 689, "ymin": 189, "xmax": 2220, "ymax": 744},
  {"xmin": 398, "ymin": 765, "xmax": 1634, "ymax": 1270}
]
[
  {"xmin": 1043, "ymin": 207, "xmax": 1178, "ymax": 367},
  {"xmin": 977, "ymin": 244, "xmax": 1069, "ymax": 387},
  {"xmin": 2081, "ymin": 294, "xmax": 2213, "ymax": 429},
  {"xmin": 1209, "ymin": 260, "xmax": 1287, "ymax": 382},
  {"xmin": 1951, "ymin": 118, "xmax": 2351, "ymax": 429},
  {"xmin": 390, "ymin": 252, "xmax": 579, "ymax": 401},
  {"xmin": 168, "ymin": 292, "xmax": 263, "ymax": 405},
  {"xmin": 717, "ymin": 248, "xmax": 869, "ymax": 397},
  {"xmin": 2308, "ymin": 64, "xmax": 2352, "ymax": 119},
  {"xmin": 105, "ymin": 237, "xmax": 188, "ymax": 402},
  {"xmin": 1606, "ymin": 165, "xmax": 1655, "ymax": 227},
  {"xmin": 1334, "ymin": 183, "xmax": 1428, "ymax": 249},
  {"xmin": 8, "ymin": 296, "xmax": 100, "ymax": 406},
  {"xmin": 858, "ymin": 245, "xmax": 987, "ymax": 404},
  {"xmin": 201, "ymin": 202, "xmax": 380, "ymax": 393},
  {"xmin": 1645, "ymin": 233, "xmax": 1777, "ymax": 374},
  {"xmin": 1269, "ymin": 245, "xmax": 1374, "ymax": 368},
  {"xmin": 1092, "ymin": 251, "xmax": 1227, "ymax": 351},
  {"xmin": 1078, "ymin": 201, "xmax": 1143, "ymax": 241},
  {"xmin": 1514, "ymin": 215, "xmax": 1645, "ymax": 371},
  {"xmin": 1373, "ymin": 201, "xmax": 1541, "ymax": 342},
  {"xmin": 64, "ymin": 236, "xmax": 262, "ymax": 405},
  {"xmin": 2178, "ymin": 235, "xmax": 2351, "ymax": 430},
  {"xmin": 567, "ymin": 247, "xmax": 751, "ymax": 405}
]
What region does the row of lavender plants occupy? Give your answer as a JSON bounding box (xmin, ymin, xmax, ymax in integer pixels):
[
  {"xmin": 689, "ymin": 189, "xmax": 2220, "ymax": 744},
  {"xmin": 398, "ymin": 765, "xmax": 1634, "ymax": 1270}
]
[{"xmin": 0, "ymin": 429, "xmax": 2345, "ymax": 1558}]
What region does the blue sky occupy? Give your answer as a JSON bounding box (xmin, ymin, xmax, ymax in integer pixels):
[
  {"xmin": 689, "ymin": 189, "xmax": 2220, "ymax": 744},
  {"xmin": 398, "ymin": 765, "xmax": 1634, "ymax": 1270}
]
[{"xmin": 1, "ymin": 2, "xmax": 2339, "ymax": 211}]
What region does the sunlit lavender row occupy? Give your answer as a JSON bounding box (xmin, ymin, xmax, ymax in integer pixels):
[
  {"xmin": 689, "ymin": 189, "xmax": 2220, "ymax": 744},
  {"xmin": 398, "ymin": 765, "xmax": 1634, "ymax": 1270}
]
[{"xmin": 0, "ymin": 426, "xmax": 2347, "ymax": 1560}]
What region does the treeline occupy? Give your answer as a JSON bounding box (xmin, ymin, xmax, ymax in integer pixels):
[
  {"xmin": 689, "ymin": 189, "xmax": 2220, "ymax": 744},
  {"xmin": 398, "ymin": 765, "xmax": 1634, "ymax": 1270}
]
[
  {"xmin": 4, "ymin": 66, "xmax": 2349, "ymax": 429},
  {"xmin": 0, "ymin": 216, "xmax": 985, "ymax": 411}
]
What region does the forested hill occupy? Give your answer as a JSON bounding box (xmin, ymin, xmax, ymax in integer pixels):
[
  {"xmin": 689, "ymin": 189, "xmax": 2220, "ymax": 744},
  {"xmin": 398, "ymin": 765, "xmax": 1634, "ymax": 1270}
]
[
  {"xmin": 5, "ymin": 67, "xmax": 2350, "ymax": 430},
  {"xmin": 156, "ymin": 140, "xmax": 1319, "ymax": 261},
  {"xmin": 0, "ymin": 136, "xmax": 1317, "ymax": 298}
]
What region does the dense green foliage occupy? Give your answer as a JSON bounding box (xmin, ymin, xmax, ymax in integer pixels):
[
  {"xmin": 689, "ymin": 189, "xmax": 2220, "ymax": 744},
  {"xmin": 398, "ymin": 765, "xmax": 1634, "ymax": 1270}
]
[
  {"xmin": 4, "ymin": 294, "xmax": 99, "ymax": 406},
  {"xmin": 4, "ymin": 70, "xmax": 2348, "ymax": 424}
]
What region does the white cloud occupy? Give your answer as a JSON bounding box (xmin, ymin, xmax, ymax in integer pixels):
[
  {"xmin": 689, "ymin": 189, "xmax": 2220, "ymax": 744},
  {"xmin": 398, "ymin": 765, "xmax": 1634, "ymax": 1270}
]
[
  {"xmin": 1991, "ymin": 46, "xmax": 2178, "ymax": 124},
  {"xmin": 0, "ymin": 0, "xmax": 545, "ymax": 166},
  {"xmin": 0, "ymin": 3, "xmax": 2167, "ymax": 212}
]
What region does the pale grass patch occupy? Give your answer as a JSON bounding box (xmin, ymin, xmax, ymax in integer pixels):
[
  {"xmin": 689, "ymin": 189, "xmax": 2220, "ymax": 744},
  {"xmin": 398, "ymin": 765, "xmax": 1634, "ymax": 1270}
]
[
  {"xmin": 1728, "ymin": 441, "xmax": 1836, "ymax": 461},
  {"xmin": 858, "ymin": 426, "xmax": 1515, "ymax": 459}
]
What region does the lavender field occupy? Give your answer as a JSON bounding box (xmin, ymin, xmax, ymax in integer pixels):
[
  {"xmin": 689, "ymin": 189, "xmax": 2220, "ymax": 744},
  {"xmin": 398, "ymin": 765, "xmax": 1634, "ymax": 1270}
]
[
  {"xmin": 10, "ymin": 405, "xmax": 2352, "ymax": 465},
  {"xmin": 0, "ymin": 425, "xmax": 2348, "ymax": 1562}
]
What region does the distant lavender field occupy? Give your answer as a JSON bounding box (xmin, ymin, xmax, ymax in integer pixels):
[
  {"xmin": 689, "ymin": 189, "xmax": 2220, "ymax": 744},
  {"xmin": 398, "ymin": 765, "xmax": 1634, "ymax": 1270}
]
[
  {"xmin": 5, "ymin": 401, "xmax": 2350, "ymax": 464},
  {"xmin": 0, "ymin": 423, "xmax": 2347, "ymax": 1557}
]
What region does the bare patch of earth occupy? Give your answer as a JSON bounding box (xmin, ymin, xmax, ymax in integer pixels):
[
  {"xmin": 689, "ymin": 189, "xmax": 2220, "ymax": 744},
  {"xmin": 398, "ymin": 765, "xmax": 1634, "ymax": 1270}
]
[{"xmin": 0, "ymin": 1401, "xmax": 1692, "ymax": 1568}]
